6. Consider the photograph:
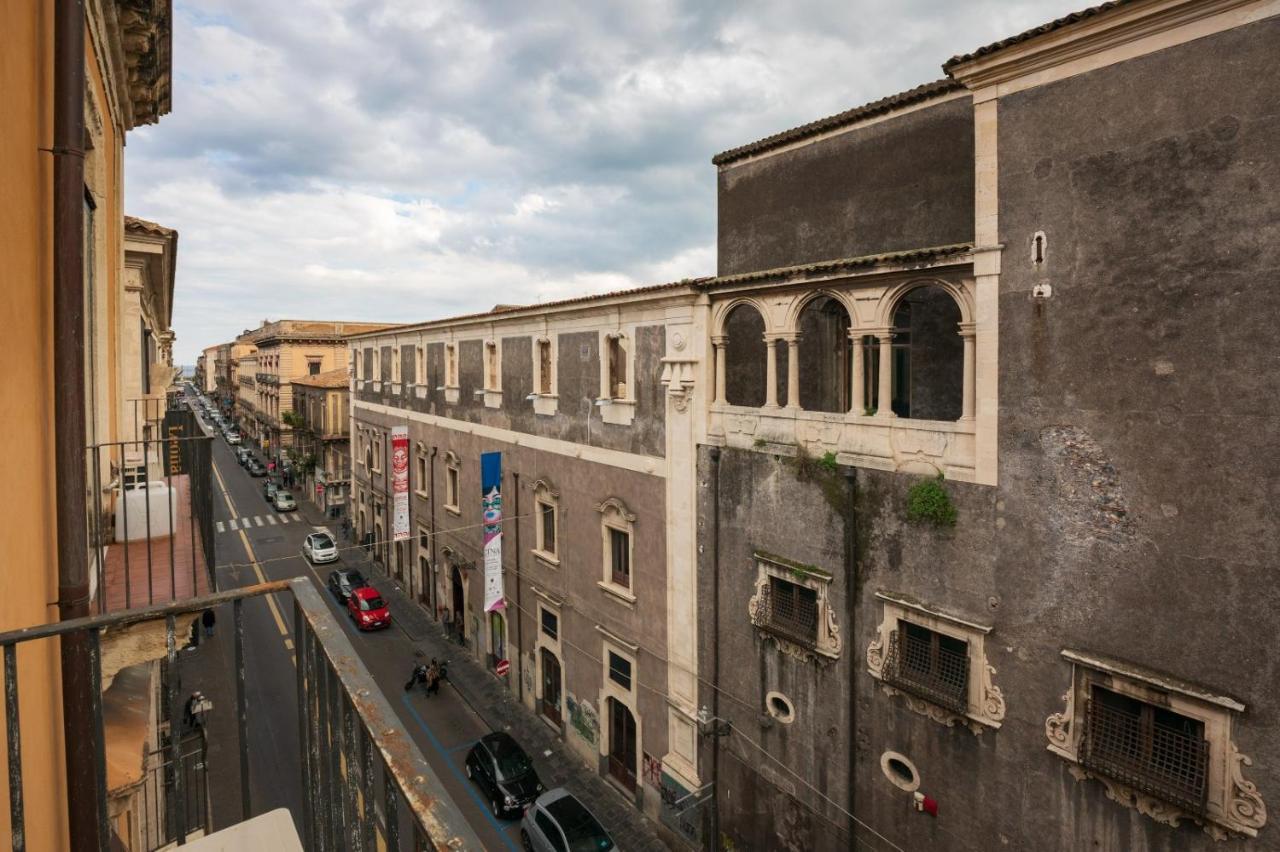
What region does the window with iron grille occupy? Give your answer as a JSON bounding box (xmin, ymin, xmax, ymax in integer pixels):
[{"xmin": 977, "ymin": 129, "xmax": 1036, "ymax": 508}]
[
  {"xmin": 754, "ymin": 576, "xmax": 819, "ymax": 648},
  {"xmin": 881, "ymin": 622, "xmax": 970, "ymax": 714},
  {"xmin": 1082, "ymin": 685, "xmax": 1209, "ymax": 815}
]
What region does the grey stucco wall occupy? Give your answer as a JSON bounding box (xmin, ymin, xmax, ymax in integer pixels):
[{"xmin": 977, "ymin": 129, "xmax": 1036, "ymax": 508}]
[
  {"xmin": 717, "ymin": 96, "xmax": 975, "ymax": 276},
  {"xmin": 700, "ymin": 17, "xmax": 1280, "ymax": 852}
]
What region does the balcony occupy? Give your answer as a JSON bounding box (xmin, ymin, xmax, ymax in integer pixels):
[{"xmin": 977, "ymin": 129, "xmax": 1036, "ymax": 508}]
[
  {"xmin": 0, "ymin": 579, "xmax": 483, "ymax": 850},
  {"xmin": 256, "ymin": 373, "xmax": 279, "ymax": 386}
]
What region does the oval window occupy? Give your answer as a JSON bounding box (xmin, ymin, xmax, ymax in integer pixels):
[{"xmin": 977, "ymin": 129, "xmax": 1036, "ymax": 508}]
[
  {"xmin": 880, "ymin": 751, "xmax": 920, "ymax": 792},
  {"xmin": 765, "ymin": 691, "xmax": 795, "ymax": 724}
]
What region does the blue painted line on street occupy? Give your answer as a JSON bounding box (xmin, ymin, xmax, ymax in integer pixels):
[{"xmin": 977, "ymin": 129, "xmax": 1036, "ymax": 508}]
[
  {"xmin": 399, "ymin": 693, "xmax": 520, "ymax": 850},
  {"xmin": 446, "ymin": 740, "xmax": 477, "ymax": 754}
]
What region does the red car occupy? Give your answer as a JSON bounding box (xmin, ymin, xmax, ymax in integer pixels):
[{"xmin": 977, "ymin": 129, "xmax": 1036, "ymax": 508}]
[{"xmin": 347, "ymin": 586, "xmax": 391, "ymax": 631}]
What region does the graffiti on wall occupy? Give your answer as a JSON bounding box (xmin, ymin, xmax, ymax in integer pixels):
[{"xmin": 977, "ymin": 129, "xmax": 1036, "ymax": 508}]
[
  {"xmin": 565, "ymin": 693, "xmax": 598, "ymax": 747},
  {"xmin": 658, "ymin": 770, "xmax": 704, "ymax": 846},
  {"xmin": 643, "ymin": 753, "xmax": 662, "ymax": 788}
]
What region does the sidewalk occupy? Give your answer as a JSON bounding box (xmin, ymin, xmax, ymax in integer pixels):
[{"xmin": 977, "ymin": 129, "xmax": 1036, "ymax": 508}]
[{"xmin": 293, "ymin": 497, "xmax": 672, "ymax": 851}]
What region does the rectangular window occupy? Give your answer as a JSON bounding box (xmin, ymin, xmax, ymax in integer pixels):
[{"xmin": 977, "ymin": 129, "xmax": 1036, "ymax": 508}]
[
  {"xmin": 1082, "ymin": 685, "xmax": 1209, "ymax": 814},
  {"xmin": 415, "ymin": 346, "xmax": 424, "ymax": 385},
  {"xmin": 607, "ymin": 335, "xmax": 627, "ymax": 399},
  {"xmin": 446, "ymin": 343, "xmax": 458, "ymax": 386},
  {"xmin": 392, "ymin": 347, "xmax": 401, "ymax": 383},
  {"xmin": 759, "ymin": 576, "xmax": 819, "ymax": 649},
  {"xmin": 538, "ymin": 339, "xmax": 552, "ymax": 395},
  {"xmin": 540, "ymin": 608, "xmax": 558, "ymax": 641},
  {"xmin": 446, "ymin": 465, "xmax": 459, "ymax": 509},
  {"xmin": 608, "ymin": 651, "xmax": 632, "ymax": 691},
  {"xmin": 485, "ymin": 341, "xmax": 498, "ymax": 390},
  {"xmin": 308, "ymin": 359, "xmax": 321, "ymax": 376},
  {"xmin": 540, "ymin": 501, "xmax": 557, "ymax": 557},
  {"xmin": 883, "ymin": 621, "xmax": 969, "ymax": 714},
  {"xmin": 609, "ymin": 528, "xmax": 630, "ymax": 589},
  {"xmin": 416, "ymin": 455, "xmax": 427, "ymax": 494}
]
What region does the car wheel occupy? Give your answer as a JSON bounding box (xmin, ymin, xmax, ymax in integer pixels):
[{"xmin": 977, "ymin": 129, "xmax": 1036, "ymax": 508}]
[
  {"xmin": 520, "ymin": 830, "xmax": 533, "ymax": 851},
  {"xmin": 464, "ymin": 762, "xmax": 472, "ymax": 780},
  {"xmin": 490, "ymin": 798, "xmax": 502, "ymax": 819}
]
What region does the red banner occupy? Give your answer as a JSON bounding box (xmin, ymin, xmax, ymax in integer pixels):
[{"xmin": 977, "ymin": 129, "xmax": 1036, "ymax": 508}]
[{"xmin": 392, "ymin": 426, "xmax": 410, "ymax": 541}]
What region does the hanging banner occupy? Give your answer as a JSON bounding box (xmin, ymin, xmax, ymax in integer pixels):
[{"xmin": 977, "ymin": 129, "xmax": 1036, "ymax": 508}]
[
  {"xmin": 481, "ymin": 451, "xmax": 505, "ymax": 612},
  {"xmin": 391, "ymin": 426, "xmax": 410, "ymax": 541}
]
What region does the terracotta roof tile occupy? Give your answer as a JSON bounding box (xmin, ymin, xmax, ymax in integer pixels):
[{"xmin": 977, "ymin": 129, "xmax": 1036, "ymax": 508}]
[
  {"xmin": 711, "ymin": 79, "xmax": 966, "ymax": 167},
  {"xmin": 291, "ymin": 368, "xmax": 350, "ymax": 389},
  {"xmin": 124, "ymin": 215, "xmax": 177, "ymax": 237},
  {"xmin": 704, "ymin": 243, "xmax": 973, "ymax": 288},
  {"xmin": 944, "ymin": 0, "xmax": 1135, "ymax": 71}
]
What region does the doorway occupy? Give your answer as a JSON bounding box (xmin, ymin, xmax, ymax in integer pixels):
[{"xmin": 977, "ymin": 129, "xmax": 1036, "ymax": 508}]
[
  {"xmin": 607, "ymin": 698, "xmax": 637, "ymax": 792},
  {"xmin": 540, "ymin": 649, "xmax": 562, "ymax": 725},
  {"xmin": 489, "ymin": 611, "xmax": 506, "ymax": 669},
  {"xmin": 450, "ymin": 565, "xmax": 465, "ymax": 643}
]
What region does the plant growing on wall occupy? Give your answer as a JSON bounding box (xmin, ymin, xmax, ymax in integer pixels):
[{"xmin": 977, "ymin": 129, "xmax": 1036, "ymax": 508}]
[
  {"xmin": 906, "ymin": 475, "xmax": 957, "ymax": 527},
  {"xmin": 787, "ymin": 445, "xmax": 852, "ymax": 518}
]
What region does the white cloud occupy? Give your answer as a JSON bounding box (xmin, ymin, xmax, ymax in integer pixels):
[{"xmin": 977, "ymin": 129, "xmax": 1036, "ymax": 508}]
[{"xmin": 132, "ymin": 0, "xmax": 1093, "ymax": 363}]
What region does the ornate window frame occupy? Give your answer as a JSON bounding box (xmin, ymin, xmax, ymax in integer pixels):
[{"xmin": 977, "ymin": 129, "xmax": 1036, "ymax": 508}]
[
  {"xmin": 866, "ymin": 591, "xmax": 1005, "ymax": 735},
  {"xmin": 482, "ymin": 339, "xmax": 502, "ymax": 408},
  {"xmin": 414, "ymin": 442, "xmax": 429, "ymax": 499},
  {"xmin": 1045, "ymin": 650, "xmax": 1265, "ymax": 840},
  {"xmin": 747, "ymin": 552, "xmax": 842, "ymax": 663},
  {"xmin": 596, "ymin": 497, "xmax": 635, "ymax": 605},
  {"xmin": 531, "ymin": 478, "xmax": 560, "ymax": 566},
  {"xmin": 532, "ymin": 336, "xmax": 558, "ymax": 416},
  {"xmin": 443, "ymin": 342, "xmax": 460, "ymax": 404},
  {"xmin": 598, "ymin": 331, "xmax": 635, "ymax": 426}
]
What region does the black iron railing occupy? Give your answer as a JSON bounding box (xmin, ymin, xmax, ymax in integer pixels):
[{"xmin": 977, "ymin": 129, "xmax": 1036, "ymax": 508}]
[
  {"xmin": 0, "ymin": 579, "xmax": 484, "ymax": 851},
  {"xmin": 1082, "ymin": 692, "xmax": 1209, "ymax": 815},
  {"xmin": 751, "ymin": 578, "xmax": 819, "ymax": 649},
  {"xmin": 881, "ymin": 628, "xmax": 970, "ymax": 714}
]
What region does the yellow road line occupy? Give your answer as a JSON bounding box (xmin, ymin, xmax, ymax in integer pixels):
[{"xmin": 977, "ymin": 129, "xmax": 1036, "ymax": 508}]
[{"xmin": 213, "ymin": 452, "xmax": 294, "ymax": 662}]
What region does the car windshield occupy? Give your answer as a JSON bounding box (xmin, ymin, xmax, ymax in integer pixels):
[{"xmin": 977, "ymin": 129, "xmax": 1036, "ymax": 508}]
[
  {"xmin": 547, "ymin": 798, "xmax": 613, "ymax": 852},
  {"xmin": 492, "ymin": 744, "xmax": 532, "ymax": 781},
  {"xmin": 311, "ymin": 534, "xmax": 334, "ymax": 549},
  {"xmin": 358, "ymin": 596, "xmax": 385, "ymax": 611},
  {"xmin": 345, "ymin": 572, "xmax": 366, "ymax": 588}
]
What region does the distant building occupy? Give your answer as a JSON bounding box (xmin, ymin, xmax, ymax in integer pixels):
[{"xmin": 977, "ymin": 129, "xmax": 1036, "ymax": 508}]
[{"xmin": 290, "ymin": 368, "xmax": 353, "ymax": 514}]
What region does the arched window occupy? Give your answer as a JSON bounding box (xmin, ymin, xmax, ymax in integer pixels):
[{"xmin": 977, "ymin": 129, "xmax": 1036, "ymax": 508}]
[
  {"xmin": 796, "ymin": 295, "xmax": 852, "ymax": 413},
  {"xmin": 723, "ymin": 303, "xmax": 767, "ymax": 407},
  {"xmin": 889, "ymin": 285, "xmax": 963, "ymax": 421}
]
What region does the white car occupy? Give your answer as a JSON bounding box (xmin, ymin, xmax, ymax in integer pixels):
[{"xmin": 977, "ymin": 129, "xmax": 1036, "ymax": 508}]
[
  {"xmin": 226, "ymin": 432, "xmax": 242, "ymax": 445},
  {"xmin": 303, "ymin": 531, "xmax": 338, "ymax": 564},
  {"xmin": 273, "ymin": 491, "xmax": 297, "ymax": 512}
]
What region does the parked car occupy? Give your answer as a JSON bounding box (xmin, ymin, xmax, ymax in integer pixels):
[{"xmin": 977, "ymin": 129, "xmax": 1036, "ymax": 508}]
[
  {"xmin": 236, "ymin": 448, "xmax": 251, "ymax": 466},
  {"xmin": 303, "ymin": 531, "xmax": 338, "ymax": 564},
  {"xmin": 263, "ymin": 480, "xmax": 278, "ymax": 502},
  {"xmin": 247, "ymin": 459, "xmax": 267, "ymax": 477},
  {"xmin": 464, "ymin": 732, "xmax": 543, "ymax": 819},
  {"xmin": 346, "ymin": 586, "xmax": 390, "ymax": 631},
  {"xmin": 226, "ymin": 431, "xmax": 242, "ymax": 445},
  {"xmin": 326, "ymin": 569, "xmax": 368, "ymax": 603},
  {"xmin": 273, "ymin": 490, "xmax": 296, "ymax": 511},
  {"xmin": 521, "ymin": 789, "xmax": 614, "ymax": 852}
]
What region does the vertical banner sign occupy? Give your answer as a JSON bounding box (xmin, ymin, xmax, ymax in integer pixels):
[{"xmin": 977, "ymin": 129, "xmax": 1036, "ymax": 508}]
[
  {"xmin": 391, "ymin": 426, "xmax": 410, "ymax": 541},
  {"xmin": 481, "ymin": 452, "xmax": 505, "ymax": 612}
]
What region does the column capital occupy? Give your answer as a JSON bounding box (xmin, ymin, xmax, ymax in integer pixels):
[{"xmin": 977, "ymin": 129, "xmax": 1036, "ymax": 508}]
[
  {"xmin": 762, "ymin": 331, "xmax": 791, "ymax": 343},
  {"xmin": 958, "ymin": 321, "xmax": 977, "ymax": 337},
  {"xmin": 867, "ymin": 327, "xmax": 895, "ymax": 341},
  {"xmin": 776, "ymin": 331, "xmax": 801, "ymax": 344},
  {"xmin": 710, "ymin": 334, "xmax": 728, "ymax": 347}
]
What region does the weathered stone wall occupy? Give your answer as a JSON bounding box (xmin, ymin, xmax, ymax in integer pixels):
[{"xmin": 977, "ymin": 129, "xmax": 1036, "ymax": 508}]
[{"xmin": 717, "ymin": 96, "xmax": 974, "ymax": 276}]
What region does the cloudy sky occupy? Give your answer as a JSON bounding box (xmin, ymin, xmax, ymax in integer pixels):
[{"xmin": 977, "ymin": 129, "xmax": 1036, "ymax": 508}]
[{"xmin": 127, "ymin": 0, "xmax": 1088, "ymax": 365}]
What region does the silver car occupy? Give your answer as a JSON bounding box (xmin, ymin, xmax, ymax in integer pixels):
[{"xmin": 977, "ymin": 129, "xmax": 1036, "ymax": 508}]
[
  {"xmin": 273, "ymin": 491, "xmax": 297, "ymax": 512},
  {"xmin": 520, "ymin": 789, "xmax": 615, "ymax": 852},
  {"xmin": 303, "ymin": 531, "xmax": 338, "ymax": 564}
]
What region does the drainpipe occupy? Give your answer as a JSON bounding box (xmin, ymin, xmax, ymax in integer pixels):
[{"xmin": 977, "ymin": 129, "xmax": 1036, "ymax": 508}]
[
  {"xmin": 429, "ymin": 446, "xmax": 437, "ymax": 617},
  {"xmin": 512, "ymin": 471, "xmax": 524, "ymax": 702},
  {"xmin": 708, "ymin": 446, "xmax": 722, "ymax": 852},
  {"xmin": 843, "ymin": 469, "xmax": 858, "ymax": 840},
  {"xmin": 52, "ymin": 1, "xmax": 101, "ymax": 848}
]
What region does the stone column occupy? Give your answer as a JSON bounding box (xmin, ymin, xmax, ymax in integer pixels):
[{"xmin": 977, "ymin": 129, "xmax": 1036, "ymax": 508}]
[
  {"xmin": 784, "ymin": 334, "xmax": 801, "ymax": 409},
  {"xmin": 711, "ymin": 335, "xmax": 727, "ymax": 404},
  {"xmin": 764, "ymin": 335, "xmax": 779, "ymax": 409},
  {"xmin": 960, "ymin": 322, "xmax": 976, "ymax": 421},
  {"xmin": 876, "ymin": 330, "xmax": 895, "ymax": 418},
  {"xmin": 849, "ymin": 330, "xmax": 864, "ymax": 415}
]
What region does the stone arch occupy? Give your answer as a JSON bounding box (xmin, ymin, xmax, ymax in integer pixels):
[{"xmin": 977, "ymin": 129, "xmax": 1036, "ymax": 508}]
[
  {"xmin": 883, "ymin": 281, "xmax": 966, "ymax": 421},
  {"xmin": 793, "ymin": 293, "xmax": 853, "ymax": 413},
  {"xmin": 721, "ymin": 301, "xmax": 768, "ymax": 407}
]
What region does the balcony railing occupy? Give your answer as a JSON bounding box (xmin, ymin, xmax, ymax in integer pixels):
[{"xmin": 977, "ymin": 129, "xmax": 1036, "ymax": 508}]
[
  {"xmin": 0, "ymin": 579, "xmax": 484, "ymax": 851},
  {"xmin": 880, "ymin": 629, "xmax": 970, "ymax": 715}
]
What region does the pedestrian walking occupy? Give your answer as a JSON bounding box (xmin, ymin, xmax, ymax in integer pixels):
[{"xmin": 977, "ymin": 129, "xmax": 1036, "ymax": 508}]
[
  {"xmin": 202, "ymin": 608, "xmax": 216, "ymax": 638},
  {"xmin": 425, "ymin": 658, "xmax": 442, "ymax": 697},
  {"xmin": 404, "ymin": 662, "xmax": 428, "ymax": 692}
]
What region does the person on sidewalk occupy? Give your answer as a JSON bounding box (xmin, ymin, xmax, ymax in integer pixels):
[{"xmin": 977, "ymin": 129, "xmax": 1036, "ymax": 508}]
[
  {"xmin": 202, "ymin": 608, "xmax": 216, "ymax": 638},
  {"xmin": 404, "ymin": 662, "xmax": 428, "ymax": 693},
  {"xmin": 425, "ymin": 659, "xmax": 442, "ymax": 697}
]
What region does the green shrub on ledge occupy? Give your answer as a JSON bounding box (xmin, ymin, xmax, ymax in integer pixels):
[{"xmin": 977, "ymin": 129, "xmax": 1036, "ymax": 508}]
[{"xmin": 906, "ymin": 475, "xmax": 957, "ymax": 527}]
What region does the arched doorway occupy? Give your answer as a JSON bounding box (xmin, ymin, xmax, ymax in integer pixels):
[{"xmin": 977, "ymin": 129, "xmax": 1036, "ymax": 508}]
[
  {"xmin": 540, "ymin": 649, "xmax": 562, "ymax": 725},
  {"xmin": 450, "ymin": 565, "xmax": 465, "ymax": 644},
  {"xmin": 796, "ymin": 295, "xmax": 852, "ymax": 412},
  {"xmin": 723, "ymin": 303, "xmax": 767, "ymax": 407},
  {"xmin": 607, "ymin": 698, "xmax": 637, "ymax": 791},
  {"xmin": 890, "ymin": 285, "xmax": 964, "ymax": 420}
]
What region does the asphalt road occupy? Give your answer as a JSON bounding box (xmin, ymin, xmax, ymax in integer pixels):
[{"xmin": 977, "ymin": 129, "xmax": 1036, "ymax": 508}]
[{"xmin": 187, "ymin": 394, "xmax": 527, "ymax": 850}]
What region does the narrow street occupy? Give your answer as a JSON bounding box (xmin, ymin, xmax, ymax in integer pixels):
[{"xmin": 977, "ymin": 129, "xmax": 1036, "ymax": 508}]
[{"xmin": 197, "ymin": 416, "xmax": 526, "ymax": 850}]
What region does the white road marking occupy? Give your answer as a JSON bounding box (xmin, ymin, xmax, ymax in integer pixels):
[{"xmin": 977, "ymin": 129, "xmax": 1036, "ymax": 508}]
[
  {"xmin": 216, "ymin": 521, "xmax": 225, "ymax": 533},
  {"xmin": 254, "ymin": 516, "xmax": 264, "ymax": 527},
  {"xmin": 266, "ymin": 515, "xmax": 278, "ymax": 526},
  {"xmin": 229, "ymin": 519, "xmax": 239, "ymax": 531}
]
